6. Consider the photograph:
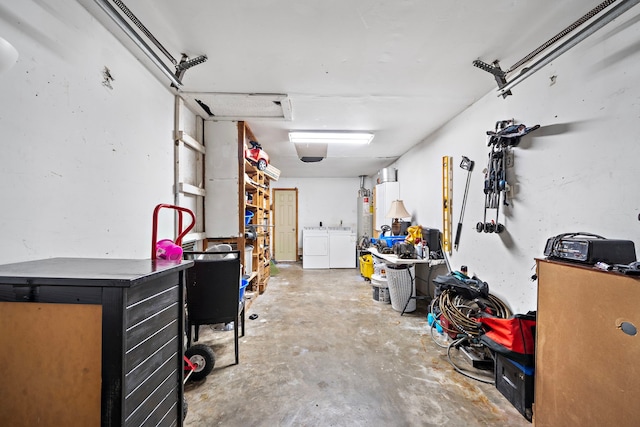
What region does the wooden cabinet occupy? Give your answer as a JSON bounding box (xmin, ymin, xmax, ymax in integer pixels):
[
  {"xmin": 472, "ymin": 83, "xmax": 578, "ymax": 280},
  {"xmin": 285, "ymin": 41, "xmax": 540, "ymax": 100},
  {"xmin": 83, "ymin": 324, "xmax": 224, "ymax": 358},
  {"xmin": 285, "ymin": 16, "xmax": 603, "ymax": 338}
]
[
  {"xmin": 204, "ymin": 120, "xmax": 273, "ymax": 294},
  {"xmin": 0, "ymin": 257, "xmax": 192, "ymax": 427},
  {"xmin": 534, "ymin": 259, "xmax": 640, "ymax": 427}
]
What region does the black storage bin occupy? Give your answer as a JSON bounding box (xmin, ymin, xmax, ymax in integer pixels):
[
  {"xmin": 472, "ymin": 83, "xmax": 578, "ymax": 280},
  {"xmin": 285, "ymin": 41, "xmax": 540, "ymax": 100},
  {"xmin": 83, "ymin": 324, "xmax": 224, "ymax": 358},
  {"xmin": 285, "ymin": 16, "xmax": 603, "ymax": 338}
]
[
  {"xmin": 495, "ymin": 353, "xmax": 534, "ymax": 422},
  {"xmin": 183, "ymin": 251, "xmax": 244, "ymax": 365}
]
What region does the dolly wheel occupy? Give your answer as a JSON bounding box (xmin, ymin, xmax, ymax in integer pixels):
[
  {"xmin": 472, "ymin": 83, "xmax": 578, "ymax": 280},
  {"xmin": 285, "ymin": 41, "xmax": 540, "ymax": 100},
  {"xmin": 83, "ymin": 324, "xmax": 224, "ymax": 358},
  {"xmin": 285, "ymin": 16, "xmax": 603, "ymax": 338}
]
[
  {"xmin": 185, "ymin": 344, "xmax": 215, "ymax": 381},
  {"xmin": 496, "ymin": 223, "xmax": 505, "ymax": 234},
  {"xmin": 476, "ymin": 222, "xmax": 484, "ymax": 233},
  {"xmin": 257, "ymin": 159, "xmax": 267, "ymax": 171}
]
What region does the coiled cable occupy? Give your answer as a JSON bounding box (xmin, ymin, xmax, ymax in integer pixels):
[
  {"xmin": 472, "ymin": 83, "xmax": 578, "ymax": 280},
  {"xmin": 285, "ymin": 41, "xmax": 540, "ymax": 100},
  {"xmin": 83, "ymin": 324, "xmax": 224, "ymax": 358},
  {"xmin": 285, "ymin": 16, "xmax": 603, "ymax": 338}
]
[
  {"xmin": 428, "ymin": 286, "xmax": 512, "ymax": 383},
  {"xmin": 435, "ymin": 289, "xmax": 512, "ymax": 338}
]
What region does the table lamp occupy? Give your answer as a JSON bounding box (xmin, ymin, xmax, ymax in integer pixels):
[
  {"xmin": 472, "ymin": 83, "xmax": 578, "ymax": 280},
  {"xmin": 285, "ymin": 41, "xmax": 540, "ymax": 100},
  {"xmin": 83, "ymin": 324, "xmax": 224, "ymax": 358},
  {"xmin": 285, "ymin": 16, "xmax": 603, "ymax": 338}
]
[{"xmin": 386, "ymin": 200, "xmax": 411, "ymax": 236}]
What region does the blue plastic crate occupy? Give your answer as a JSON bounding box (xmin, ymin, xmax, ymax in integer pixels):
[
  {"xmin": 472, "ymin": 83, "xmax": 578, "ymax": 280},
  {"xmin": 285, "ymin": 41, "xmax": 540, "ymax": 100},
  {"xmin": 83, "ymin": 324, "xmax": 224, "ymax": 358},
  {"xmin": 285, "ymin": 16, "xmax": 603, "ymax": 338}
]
[{"xmin": 380, "ymin": 235, "xmax": 406, "ymax": 247}]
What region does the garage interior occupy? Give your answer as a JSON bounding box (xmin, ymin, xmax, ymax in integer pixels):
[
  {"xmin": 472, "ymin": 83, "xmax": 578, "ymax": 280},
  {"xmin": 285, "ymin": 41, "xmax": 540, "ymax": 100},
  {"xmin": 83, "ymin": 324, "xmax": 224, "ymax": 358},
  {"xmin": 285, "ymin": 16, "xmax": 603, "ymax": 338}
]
[{"xmin": 0, "ymin": 1, "xmax": 639, "ymax": 426}]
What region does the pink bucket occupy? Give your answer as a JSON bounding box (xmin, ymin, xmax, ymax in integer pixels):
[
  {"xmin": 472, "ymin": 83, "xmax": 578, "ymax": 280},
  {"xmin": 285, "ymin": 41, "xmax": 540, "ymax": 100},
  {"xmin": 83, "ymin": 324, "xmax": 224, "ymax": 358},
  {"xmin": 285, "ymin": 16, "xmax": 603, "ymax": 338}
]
[{"xmin": 155, "ymin": 239, "xmax": 183, "ymax": 260}]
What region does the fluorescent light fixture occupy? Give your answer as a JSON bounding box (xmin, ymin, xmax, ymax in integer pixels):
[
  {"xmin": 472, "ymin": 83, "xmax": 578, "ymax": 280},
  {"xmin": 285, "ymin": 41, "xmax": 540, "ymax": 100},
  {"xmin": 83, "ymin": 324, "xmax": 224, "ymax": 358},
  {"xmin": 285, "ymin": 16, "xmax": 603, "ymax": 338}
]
[{"xmin": 289, "ymin": 131, "xmax": 374, "ymax": 145}]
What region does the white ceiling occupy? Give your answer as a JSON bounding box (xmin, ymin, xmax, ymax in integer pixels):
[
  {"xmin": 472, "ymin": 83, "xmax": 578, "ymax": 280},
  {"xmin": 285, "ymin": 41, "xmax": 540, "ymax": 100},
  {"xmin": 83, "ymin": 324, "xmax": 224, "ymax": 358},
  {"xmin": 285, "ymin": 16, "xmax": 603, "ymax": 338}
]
[{"xmin": 79, "ymin": 0, "xmax": 608, "ymax": 178}]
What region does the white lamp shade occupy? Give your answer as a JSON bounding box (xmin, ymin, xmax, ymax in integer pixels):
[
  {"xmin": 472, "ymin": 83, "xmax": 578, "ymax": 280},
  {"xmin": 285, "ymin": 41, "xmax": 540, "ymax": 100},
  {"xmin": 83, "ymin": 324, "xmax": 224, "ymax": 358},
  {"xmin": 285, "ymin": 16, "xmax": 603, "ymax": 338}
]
[
  {"xmin": 386, "ymin": 200, "xmax": 411, "ymax": 219},
  {"xmin": 0, "ymin": 37, "xmax": 18, "ymax": 75}
]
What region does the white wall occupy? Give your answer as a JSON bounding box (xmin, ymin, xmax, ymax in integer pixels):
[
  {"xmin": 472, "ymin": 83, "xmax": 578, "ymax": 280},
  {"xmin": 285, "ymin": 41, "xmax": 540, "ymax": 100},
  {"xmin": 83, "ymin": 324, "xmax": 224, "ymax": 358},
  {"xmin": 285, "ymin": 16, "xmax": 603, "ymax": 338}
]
[
  {"xmin": 272, "ymin": 177, "xmax": 360, "ymax": 249},
  {"xmin": 2, "ymin": 2, "xmax": 638, "ymax": 314},
  {"xmin": 204, "ymin": 121, "xmax": 241, "ymax": 238},
  {"xmin": 387, "ymin": 16, "xmax": 640, "ymax": 313},
  {"xmin": 0, "ymin": 0, "xmax": 176, "ymax": 263}
]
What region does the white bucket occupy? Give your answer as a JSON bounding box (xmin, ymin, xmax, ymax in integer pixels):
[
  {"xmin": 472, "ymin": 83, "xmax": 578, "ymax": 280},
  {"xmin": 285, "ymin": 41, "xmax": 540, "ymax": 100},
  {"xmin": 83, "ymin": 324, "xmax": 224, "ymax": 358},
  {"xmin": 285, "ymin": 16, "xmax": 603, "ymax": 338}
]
[{"xmin": 371, "ymin": 274, "xmax": 390, "ymax": 303}]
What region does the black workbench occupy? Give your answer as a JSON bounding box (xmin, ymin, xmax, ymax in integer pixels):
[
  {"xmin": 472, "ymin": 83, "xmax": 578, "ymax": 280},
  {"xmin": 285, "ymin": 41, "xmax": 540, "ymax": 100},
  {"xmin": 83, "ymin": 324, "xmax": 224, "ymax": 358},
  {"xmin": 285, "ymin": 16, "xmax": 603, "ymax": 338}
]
[{"xmin": 0, "ymin": 257, "xmax": 193, "ymax": 427}]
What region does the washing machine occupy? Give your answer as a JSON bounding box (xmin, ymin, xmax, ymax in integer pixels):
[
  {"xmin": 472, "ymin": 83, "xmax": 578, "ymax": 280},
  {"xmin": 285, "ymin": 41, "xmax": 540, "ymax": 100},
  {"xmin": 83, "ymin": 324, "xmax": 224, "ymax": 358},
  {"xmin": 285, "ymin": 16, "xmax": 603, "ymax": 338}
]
[
  {"xmin": 329, "ymin": 227, "xmax": 357, "ymax": 268},
  {"xmin": 303, "ymin": 227, "xmax": 329, "ymax": 269}
]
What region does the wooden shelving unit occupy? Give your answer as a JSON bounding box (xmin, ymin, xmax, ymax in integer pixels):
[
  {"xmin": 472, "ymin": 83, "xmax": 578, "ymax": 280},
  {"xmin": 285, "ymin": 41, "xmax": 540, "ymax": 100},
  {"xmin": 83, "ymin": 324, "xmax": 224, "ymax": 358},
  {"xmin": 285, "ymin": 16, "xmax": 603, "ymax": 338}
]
[
  {"xmin": 244, "ymin": 159, "xmax": 271, "ymax": 294},
  {"xmin": 204, "ymin": 120, "xmax": 273, "ymax": 296}
]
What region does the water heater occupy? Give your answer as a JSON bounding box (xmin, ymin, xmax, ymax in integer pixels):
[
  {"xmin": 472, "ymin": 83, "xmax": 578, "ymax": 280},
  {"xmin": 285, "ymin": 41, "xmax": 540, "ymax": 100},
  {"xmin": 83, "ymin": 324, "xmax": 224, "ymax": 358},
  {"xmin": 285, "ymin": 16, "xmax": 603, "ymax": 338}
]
[{"xmin": 357, "ymin": 176, "xmax": 373, "ymax": 241}]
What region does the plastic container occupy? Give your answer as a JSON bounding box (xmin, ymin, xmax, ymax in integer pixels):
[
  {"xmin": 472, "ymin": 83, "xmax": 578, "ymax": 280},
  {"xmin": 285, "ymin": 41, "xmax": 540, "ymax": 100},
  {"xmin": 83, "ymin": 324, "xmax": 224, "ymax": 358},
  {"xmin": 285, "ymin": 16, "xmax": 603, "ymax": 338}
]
[
  {"xmin": 198, "ymin": 244, "xmax": 233, "ymax": 260},
  {"xmin": 244, "ymin": 245, "xmax": 254, "ymax": 274},
  {"xmin": 245, "ymin": 210, "xmax": 254, "ymax": 225},
  {"xmin": 373, "ymin": 261, "xmax": 387, "ymax": 277},
  {"xmin": 386, "ymin": 264, "xmax": 416, "ymax": 312},
  {"xmin": 239, "ymin": 278, "xmax": 249, "ymax": 300},
  {"xmin": 427, "ymin": 313, "xmax": 444, "ymax": 333},
  {"xmin": 495, "ymin": 354, "xmax": 535, "ymax": 421},
  {"xmin": 359, "ymin": 254, "xmax": 374, "ymax": 279},
  {"xmin": 155, "ymin": 239, "xmax": 183, "ymax": 260}
]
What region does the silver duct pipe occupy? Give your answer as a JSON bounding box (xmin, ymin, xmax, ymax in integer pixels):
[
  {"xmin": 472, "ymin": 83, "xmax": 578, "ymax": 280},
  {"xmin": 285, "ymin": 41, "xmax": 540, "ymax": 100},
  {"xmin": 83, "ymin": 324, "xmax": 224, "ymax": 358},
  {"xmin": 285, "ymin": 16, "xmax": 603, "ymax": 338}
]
[
  {"xmin": 498, "ymin": 0, "xmax": 640, "ymax": 96},
  {"xmin": 93, "ymin": 0, "xmax": 183, "ymax": 87},
  {"xmin": 358, "ymin": 175, "xmax": 370, "ymax": 197}
]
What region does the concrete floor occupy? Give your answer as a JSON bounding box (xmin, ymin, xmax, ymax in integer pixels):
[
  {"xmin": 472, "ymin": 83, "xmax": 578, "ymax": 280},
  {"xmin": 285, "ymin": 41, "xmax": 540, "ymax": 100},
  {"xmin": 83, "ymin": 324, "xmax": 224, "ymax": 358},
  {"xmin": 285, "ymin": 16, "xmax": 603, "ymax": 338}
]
[{"xmin": 183, "ymin": 262, "xmax": 530, "ymax": 427}]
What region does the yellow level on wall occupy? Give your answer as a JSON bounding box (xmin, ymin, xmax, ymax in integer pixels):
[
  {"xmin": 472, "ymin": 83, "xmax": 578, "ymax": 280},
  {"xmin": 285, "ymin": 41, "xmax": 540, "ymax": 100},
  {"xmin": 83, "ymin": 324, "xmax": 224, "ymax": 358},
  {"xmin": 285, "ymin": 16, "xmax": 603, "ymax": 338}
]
[{"xmin": 442, "ymin": 156, "xmax": 453, "ymax": 254}]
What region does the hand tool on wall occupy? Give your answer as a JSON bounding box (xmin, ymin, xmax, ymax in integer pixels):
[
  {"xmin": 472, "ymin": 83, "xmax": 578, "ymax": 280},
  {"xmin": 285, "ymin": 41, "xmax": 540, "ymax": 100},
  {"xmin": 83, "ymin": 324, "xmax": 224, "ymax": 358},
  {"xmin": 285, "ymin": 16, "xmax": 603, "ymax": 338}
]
[{"xmin": 454, "ymin": 156, "xmax": 474, "ymax": 250}]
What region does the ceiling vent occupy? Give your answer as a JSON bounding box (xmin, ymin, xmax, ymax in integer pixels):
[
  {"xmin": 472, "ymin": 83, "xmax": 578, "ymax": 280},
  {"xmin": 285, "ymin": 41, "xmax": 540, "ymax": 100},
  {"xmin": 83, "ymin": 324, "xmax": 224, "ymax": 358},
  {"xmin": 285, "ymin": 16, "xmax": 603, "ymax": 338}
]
[{"xmin": 181, "ymin": 92, "xmax": 292, "ymax": 121}]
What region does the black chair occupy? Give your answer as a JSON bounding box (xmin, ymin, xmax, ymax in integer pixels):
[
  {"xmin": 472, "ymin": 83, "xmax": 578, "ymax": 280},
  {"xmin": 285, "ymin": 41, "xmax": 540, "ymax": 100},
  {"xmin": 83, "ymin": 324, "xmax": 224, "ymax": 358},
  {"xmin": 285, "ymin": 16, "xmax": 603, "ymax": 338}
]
[{"xmin": 183, "ymin": 251, "xmax": 245, "ymax": 365}]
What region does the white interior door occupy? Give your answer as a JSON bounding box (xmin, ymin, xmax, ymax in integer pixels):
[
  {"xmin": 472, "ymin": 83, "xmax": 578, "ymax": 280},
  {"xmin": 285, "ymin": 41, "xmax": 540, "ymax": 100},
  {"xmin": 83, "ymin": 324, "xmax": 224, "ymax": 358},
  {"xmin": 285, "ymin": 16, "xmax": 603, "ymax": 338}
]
[{"xmin": 274, "ymin": 189, "xmax": 298, "ymax": 261}]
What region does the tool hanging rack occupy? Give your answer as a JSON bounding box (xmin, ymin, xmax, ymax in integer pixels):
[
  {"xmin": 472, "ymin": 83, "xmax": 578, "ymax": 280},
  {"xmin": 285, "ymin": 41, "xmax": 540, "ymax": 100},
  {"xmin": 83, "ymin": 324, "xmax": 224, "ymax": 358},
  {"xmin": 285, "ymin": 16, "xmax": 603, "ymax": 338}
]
[
  {"xmin": 476, "ymin": 120, "xmax": 540, "ymax": 234},
  {"xmin": 95, "ymin": 0, "xmax": 208, "ymax": 87},
  {"xmin": 473, "ymin": 0, "xmax": 639, "ymax": 97}
]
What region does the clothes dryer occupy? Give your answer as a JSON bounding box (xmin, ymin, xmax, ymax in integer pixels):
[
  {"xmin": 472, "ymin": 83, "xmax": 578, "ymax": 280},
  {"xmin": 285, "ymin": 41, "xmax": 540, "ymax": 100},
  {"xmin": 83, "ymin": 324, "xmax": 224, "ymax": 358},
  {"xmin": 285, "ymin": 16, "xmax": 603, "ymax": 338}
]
[
  {"xmin": 329, "ymin": 227, "xmax": 356, "ymax": 268},
  {"xmin": 302, "ymin": 227, "xmax": 329, "ymax": 269}
]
